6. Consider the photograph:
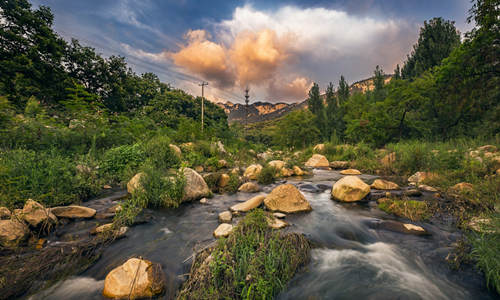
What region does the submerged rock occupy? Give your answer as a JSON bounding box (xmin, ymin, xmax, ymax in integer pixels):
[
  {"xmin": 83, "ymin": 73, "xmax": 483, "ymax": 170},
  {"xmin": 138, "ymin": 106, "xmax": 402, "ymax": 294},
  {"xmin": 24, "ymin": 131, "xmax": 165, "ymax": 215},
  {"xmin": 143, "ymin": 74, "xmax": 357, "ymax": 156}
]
[
  {"xmin": 305, "ymin": 154, "xmax": 329, "ymax": 168},
  {"xmin": 238, "ymin": 182, "xmax": 260, "ymax": 193},
  {"xmin": 331, "ymin": 176, "xmax": 370, "ymax": 202},
  {"xmin": 371, "ymin": 179, "xmax": 400, "ymax": 190},
  {"xmin": 214, "ymin": 223, "xmax": 233, "ymax": 238},
  {"xmin": 50, "ymin": 205, "xmax": 96, "ymax": 219},
  {"xmin": 182, "ymin": 168, "xmax": 211, "ymax": 202},
  {"xmin": 103, "ymin": 258, "xmax": 165, "ymax": 299},
  {"xmin": 374, "ymin": 220, "xmax": 429, "ymax": 236},
  {"xmin": 264, "ymin": 184, "xmax": 312, "ymax": 213},
  {"xmin": 0, "ymin": 219, "xmax": 29, "ymax": 248},
  {"xmin": 340, "ymin": 169, "xmax": 361, "ymax": 175},
  {"xmin": 230, "ymin": 195, "xmax": 266, "ymax": 212},
  {"xmin": 243, "ymin": 164, "xmax": 263, "ymax": 180}
]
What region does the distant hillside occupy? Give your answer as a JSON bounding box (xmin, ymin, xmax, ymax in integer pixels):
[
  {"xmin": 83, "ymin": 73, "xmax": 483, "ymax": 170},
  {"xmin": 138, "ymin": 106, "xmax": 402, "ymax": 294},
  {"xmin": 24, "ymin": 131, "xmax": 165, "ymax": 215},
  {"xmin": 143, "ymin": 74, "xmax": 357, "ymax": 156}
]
[{"xmin": 218, "ymin": 74, "xmax": 392, "ymax": 124}]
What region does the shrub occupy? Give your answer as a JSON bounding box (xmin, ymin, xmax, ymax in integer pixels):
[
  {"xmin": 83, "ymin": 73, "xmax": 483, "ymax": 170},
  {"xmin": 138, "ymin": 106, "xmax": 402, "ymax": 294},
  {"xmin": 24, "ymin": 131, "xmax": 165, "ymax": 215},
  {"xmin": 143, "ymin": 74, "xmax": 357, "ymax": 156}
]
[
  {"xmin": 225, "ymin": 173, "xmax": 240, "ymax": 194},
  {"xmin": 178, "ymin": 209, "xmax": 311, "ymax": 299},
  {"xmin": 100, "ymin": 144, "xmax": 145, "ymax": 183},
  {"xmin": 257, "ymin": 165, "xmax": 276, "ymax": 185},
  {"xmin": 142, "ymin": 135, "xmax": 180, "ymax": 171},
  {"xmin": 378, "ymin": 198, "xmax": 431, "ymax": 221}
]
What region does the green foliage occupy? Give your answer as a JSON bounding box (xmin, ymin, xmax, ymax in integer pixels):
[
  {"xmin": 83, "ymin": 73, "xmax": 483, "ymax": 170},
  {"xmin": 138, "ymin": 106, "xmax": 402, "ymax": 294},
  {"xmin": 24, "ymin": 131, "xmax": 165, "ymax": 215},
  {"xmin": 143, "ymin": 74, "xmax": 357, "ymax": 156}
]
[
  {"xmin": 402, "ymin": 17, "xmax": 461, "ymax": 80},
  {"xmin": 142, "ymin": 135, "xmax": 180, "ymax": 171},
  {"xmin": 378, "ymin": 198, "xmax": 431, "ymax": 221},
  {"xmin": 100, "ymin": 144, "xmax": 145, "ymax": 183},
  {"xmin": 257, "ymin": 165, "xmax": 276, "ymax": 185},
  {"xmin": 178, "ymin": 209, "xmax": 311, "ymax": 300},
  {"xmin": 225, "ymin": 173, "xmax": 241, "ymax": 194},
  {"xmin": 273, "ymin": 110, "xmax": 321, "ymax": 149},
  {"xmin": 0, "ymin": 149, "xmax": 100, "ymax": 208}
]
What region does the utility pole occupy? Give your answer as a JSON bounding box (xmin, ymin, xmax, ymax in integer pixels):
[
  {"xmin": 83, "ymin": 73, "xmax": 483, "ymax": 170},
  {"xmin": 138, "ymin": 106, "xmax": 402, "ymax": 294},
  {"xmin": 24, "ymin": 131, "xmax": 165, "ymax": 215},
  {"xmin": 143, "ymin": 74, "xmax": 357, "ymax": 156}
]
[
  {"xmin": 244, "ymin": 86, "xmax": 250, "ymax": 133},
  {"xmin": 199, "ymin": 81, "xmax": 208, "ymax": 132}
]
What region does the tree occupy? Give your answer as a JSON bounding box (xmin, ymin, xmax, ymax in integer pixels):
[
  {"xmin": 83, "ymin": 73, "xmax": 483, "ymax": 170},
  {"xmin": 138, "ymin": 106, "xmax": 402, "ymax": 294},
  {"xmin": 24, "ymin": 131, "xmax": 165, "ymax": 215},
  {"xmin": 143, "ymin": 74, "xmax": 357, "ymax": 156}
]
[
  {"xmin": 273, "ymin": 110, "xmax": 321, "ymax": 148},
  {"xmin": 307, "ymin": 83, "xmax": 326, "ymax": 138},
  {"xmin": 338, "ymin": 75, "xmax": 349, "ymax": 104},
  {"xmin": 393, "ymin": 64, "xmax": 401, "ymax": 80},
  {"xmin": 372, "ymin": 65, "xmax": 386, "ymax": 102},
  {"xmin": 401, "ymin": 17, "xmax": 461, "ymax": 80}
]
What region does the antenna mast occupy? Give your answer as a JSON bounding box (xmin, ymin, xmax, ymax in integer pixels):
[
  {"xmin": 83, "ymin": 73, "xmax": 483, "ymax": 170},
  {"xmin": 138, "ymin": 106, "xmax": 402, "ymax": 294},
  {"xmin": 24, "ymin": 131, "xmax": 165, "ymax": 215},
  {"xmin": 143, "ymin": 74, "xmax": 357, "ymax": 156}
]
[{"xmin": 244, "ymin": 86, "xmax": 250, "ymax": 132}]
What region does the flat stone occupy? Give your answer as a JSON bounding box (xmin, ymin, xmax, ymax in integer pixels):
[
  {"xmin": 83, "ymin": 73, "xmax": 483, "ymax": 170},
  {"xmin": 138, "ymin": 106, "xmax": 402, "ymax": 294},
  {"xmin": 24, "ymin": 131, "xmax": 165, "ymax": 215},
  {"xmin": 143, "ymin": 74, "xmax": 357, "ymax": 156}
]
[
  {"xmin": 267, "ymin": 217, "xmax": 288, "ymax": 229},
  {"xmin": 273, "ymin": 212, "xmax": 286, "ymax": 219},
  {"xmin": 238, "ymin": 182, "xmax": 260, "ymax": 193},
  {"xmin": 214, "ymin": 223, "xmax": 233, "ymax": 238},
  {"xmin": 418, "ymin": 184, "xmax": 438, "ymax": 192},
  {"xmin": 371, "ymin": 179, "xmax": 400, "ymax": 190},
  {"xmin": 340, "ymin": 169, "xmax": 361, "ymax": 175},
  {"xmin": 50, "ymin": 205, "xmax": 96, "ymax": 218},
  {"xmin": 230, "ymin": 195, "xmax": 266, "ymax": 212}
]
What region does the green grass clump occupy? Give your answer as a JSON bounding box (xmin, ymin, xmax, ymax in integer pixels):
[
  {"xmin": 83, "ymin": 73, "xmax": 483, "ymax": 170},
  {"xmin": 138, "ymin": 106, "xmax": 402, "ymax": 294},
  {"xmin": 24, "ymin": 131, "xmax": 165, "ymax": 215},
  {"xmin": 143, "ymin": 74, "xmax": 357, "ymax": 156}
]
[
  {"xmin": 257, "ymin": 165, "xmax": 276, "ymax": 185},
  {"xmin": 177, "ymin": 209, "xmax": 310, "ymax": 300},
  {"xmin": 225, "ymin": 173, "xmax": 240, "ymax": 194},
  {"xmin": 0, "ymin": 149, "xmax": 100, "ymax": 208},
  {"xmin": 469, "ymin": 213, "xmax": 500, "ymax": 294},
  {"xmin": 100, "ymin": 143, "xmax": 145, "ymax": 183},
  {"xmin": 378, "ymin": 198, "xmax": 431, "ymax": 221}
]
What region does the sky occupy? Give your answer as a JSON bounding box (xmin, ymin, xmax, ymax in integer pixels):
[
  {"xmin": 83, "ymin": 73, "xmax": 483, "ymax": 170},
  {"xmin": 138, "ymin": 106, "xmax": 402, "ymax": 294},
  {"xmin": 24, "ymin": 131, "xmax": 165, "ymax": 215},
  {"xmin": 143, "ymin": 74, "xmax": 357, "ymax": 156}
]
[{"xmin": 30, "ymin": 0, "xmax": 473, "ymax": 104}]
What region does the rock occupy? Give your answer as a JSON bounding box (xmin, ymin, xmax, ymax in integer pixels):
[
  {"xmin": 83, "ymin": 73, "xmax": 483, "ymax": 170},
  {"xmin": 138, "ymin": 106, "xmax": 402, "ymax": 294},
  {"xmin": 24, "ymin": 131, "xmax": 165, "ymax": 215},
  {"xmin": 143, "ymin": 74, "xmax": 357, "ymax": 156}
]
[
  {"xmin": 180, "ymin": 142, "xmax": 194, "ymax": 150},
  {"xmin": 214, "ymin": 223, "xmax": 233, "ymax": 238},
  {"xmin": 491, "ymin": 156, "xmax": 500, "ymax": 169},
  {"xmin": 50, "ymin": 205, "xmax": 96, "ymax": 218},
  {"xmin": 216, "ymin": 141, "xmax": 226, "ymax": 154},
  {"xmin": 408, "ymin": 172, "xmax": 439, "ymax": 184},
  {"xmin": 330, "ymin": 161, "xmax": 349, "ymax": 169},
  {"xmin": 0, "ymin": 207, "xmax": 11, "ymax": 219},
  {"xmin": 449, "ymin": 182, "xmax": 473, "ymax": 194},
  {"xmin": 418, "ymin": 184, "xmax": 438, "ymax": 192},
  {"xmin": 194, "ymin": 165, "xmax": 204, "ymax": 173},
  {"xmin": 331, "ymin": 176, "xmax": 370, "ymax": 202},
  {"xmin": 280, "ymin": 168, "xmax": 294, "ymax": 177},
  {"xmin": 218, "ymin": 211, "xmax": 232, "ymax": 223},
  {"xmin": 0, "ymin": 219, "xmax": 29, "ymax": 248},
  {"xmin": 103, "ymin": 184, "xmax": 112, "ymax": 189},
  {"xmin": 305, "ymin": 154, "xmax": 329, "ymax": 168},
  {"xmin": 92, "ymin": 223, "xmax": 129, "ymax": 238},
  {"xmin": 230, "ymin": 168, "xmax": 240, "ymax": 176},
  {"xmin": 375, "ymin": 220, "xmax": 429, "ymax": 235},
  {"xmin": 340, "ymin": 169, "xmax": 361, "ymax": 175},
  {"xmin": 273, "ymin": 212, "xmax": 286, "ymax": 219},
  {"xmin": 169, "ymin": 144, "xmax": 182, "ymax": 157},
  {"xmin": 238, "ymin": 182, "xmax": 260, "ymax": 193},
  {"xmin": 292, "ymin": 166, "xmax": 305, "ymax": 176},
  {"xmin": 199, "ymin": 198, "xmax": 208, "ymax": 204},
  {"xmin": 103, "ymin": 258, "xmax": 165, "ymax": 299},
  {"xmin": 313, "ymin": 144, "xmax": 325, "ymax": 153},
  {"xmin": 231, "ymin": 195, "xmax": 266, "ymax": 212},
  {"xmin": 217, "ymin": 159, "xmax": 228, "ymax": 169},
  {"xmin": 264, "ymin": 184, "xmax": 312, "ymax": 213},
  {"xmin": 243, "ymin": 164, "xmax": 263, "ymax": 180},
  {"xmin": 267, "ymin": 217, "xmax": 288, "ymax": 229},
  {"xmin": 182, "ymin": 168, "xmax": 211, "ymax": 202},
  {"xmin": 268, "ymin": 160, "xmax": 285, "ymax": 171},
  {"xmin": 469, "ymin": 150, "xmax": 480, "ymax": 158},
  {"xmin": 477, "ymin": 145, "xmax": 497, "ymax": 152},
  {"xmin": 371, "ymin": 179, "xmax": 400, "ymax": 190},
  {"xmin": 127, "ymin": 172, "xmax": 145, "ymax": 194},
  {"xmin": 468, "ymin": 217, "xmax": 495, "ymax": 233},
  {"xmin": 404, "ymin": 189, "xmax": 422, "ymax": 197},
  {"xmin": 381, "ymin": 152, "xmax": 396, "ymax": 168},
  {"xmin": 22, "ymin": 199, "xmax": 57, "ymax": 228},
  {"xmin": 496, "ymin": 168, "xmax": 500, "ymax": 175},
  {"xmin": 76, "ymin": 164, "xmax": 92, "ymax": 173},
  {"xmin": 218, "ymin": 174, "xmax": 230, "ymax": 188}
]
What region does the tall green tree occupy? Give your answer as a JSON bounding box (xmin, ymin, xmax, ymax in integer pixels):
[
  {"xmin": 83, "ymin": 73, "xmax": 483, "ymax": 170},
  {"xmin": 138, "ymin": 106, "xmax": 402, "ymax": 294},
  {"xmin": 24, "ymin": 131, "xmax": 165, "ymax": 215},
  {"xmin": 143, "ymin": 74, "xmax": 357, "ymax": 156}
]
[
  {"xmin": 307, "ymin": 83, "xmax": 326, "ymax": 137},
  {"xmin": 393, "ymin": 64, "xmax": 401, "ymax": 80},
  {"xmin": 338, "ymin": 75, "xmax": 350, "ymax": 104},
  {"xmin": 372, "ymin": 65, "xmax": 386, "ymax": 102},
  {"xmin": 401, "ymin": 17, "xmax": 461, "ymax": 80}
]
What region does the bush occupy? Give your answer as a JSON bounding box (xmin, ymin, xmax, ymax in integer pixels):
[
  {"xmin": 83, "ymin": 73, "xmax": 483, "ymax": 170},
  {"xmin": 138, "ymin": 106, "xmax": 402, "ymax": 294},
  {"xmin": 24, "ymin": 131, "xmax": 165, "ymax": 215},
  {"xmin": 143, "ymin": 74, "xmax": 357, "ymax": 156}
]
[
  {"xmin": 0, "ymin": 149, "xmax": 100, "ymax": 208},
  {"xmin": 142, "ymin": 135, "xmax": 181, "ymax": 171},
  {"xmin": 257, "ymin": 165, "xmax": 276, "ymax": 185},
  {"xmin": 378, "ymin": 198, "xmax": 431, "ymax": 221},
  {"xmin": 178, "ymin": 209, "xmax": 311, "ymax": 299},
  {"xmin": 100, "ymin": 144, "xmax": 145, "ymax": 183}
]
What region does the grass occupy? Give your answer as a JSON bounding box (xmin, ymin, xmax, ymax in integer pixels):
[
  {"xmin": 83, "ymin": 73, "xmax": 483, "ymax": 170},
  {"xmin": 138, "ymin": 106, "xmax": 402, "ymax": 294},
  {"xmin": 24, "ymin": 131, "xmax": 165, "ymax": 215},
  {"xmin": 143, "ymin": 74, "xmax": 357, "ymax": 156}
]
[
  {"xmin": 177, "ymin": 209, "xmax": 311, "ymax": 300},
  {"xmin": 378, "ymin": 198, "xmax": 431, "ymax": 221},
  {"xmin": 257, "ymin": 165, "xmax": 276, "ymax": 185}
]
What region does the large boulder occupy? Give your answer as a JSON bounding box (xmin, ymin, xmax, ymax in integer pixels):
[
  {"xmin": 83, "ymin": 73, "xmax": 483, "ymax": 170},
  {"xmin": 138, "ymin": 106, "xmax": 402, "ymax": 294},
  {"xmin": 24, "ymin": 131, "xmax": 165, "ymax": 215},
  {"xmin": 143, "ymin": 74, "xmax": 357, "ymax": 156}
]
[
  {"xmin": 264, "ymin": 184, "xmax": 312, "ymax": 213},
  {"xmin": 0, "ymin": 219, "xmax": 29, "ymax": 248},
  {"xmin": 230, "ymin": 195, "xmax": 266, "ymax": 212},
  {"xmin": 127, "ymin": 172, "xmax": 145, "ymax": 194},
  {"xmin": 305, "ymin": 154, "xmax": 329, "ymax": 168},
  {"xmin": 238, "ymin": 182, "xmax": 260, "ymax": 193},
  {"xmin": 50, "ymin": 205, "xmax": 96, "ymax": 218},
  {"xmin": 22, "ymin": 199, "xmax": 57, "ymax": 228},
  {"xmin": 371, "ymin": 179, "xmax": 400, "ymax": 190},
  {"xmin": 268, "ymin": 160, "xmax": 285, "ymax": 171},
  {"xmin": 331, "ymin": 176, "xmax": 370, "ymax": 202},
  {"xmin": 243, "ymin": 164, "xmax": 263, "ymax": 180},
  {"xmin": 330, "ymin": 161, "xmax": 349, "ymax": 169},
  {"xmin": 103, "ymin": 258, "xmax": 165, "ymax": 299},
  {"xmin": 182, "ymin": 168, "xmax": 211, "ymax": 202},
  {"xmin": 340, "ymin": 169, "xmax": 361, "ymax": 175}
]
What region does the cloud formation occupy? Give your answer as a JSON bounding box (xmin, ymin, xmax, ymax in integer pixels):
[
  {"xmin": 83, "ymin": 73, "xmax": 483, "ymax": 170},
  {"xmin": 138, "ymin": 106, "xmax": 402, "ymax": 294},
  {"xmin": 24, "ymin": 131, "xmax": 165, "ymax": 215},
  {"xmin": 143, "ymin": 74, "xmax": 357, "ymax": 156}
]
[{"xmin": 168, "ymin": 4, "xmax": 418, "ymax": 102}]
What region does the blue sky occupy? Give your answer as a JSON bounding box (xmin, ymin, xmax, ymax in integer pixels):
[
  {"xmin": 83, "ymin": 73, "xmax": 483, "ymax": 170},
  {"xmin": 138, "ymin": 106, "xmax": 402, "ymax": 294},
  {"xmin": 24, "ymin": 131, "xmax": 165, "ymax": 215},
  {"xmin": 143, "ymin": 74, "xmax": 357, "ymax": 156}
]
[{"xmin": 30, "ymin": 0, "xmax": 473, "ymax": 103}]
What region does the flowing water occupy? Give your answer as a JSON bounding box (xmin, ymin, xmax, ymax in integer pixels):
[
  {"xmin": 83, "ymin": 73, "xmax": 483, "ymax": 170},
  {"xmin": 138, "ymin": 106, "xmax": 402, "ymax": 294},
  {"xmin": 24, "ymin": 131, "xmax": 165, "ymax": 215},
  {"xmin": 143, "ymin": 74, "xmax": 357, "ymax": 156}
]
[{"xmin": 31, "ymin": 170, "xmax": 495, "ymax": 299}]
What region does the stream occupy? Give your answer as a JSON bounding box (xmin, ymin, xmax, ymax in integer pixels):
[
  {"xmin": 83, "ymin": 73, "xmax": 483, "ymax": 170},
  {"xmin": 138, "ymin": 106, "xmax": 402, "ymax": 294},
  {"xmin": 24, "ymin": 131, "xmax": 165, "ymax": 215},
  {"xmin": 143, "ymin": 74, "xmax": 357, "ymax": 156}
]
[{"xmin": 30, "ymin": 169, "xmax": 495, "ymax": 299}]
